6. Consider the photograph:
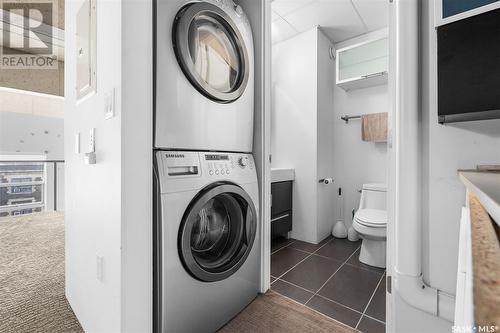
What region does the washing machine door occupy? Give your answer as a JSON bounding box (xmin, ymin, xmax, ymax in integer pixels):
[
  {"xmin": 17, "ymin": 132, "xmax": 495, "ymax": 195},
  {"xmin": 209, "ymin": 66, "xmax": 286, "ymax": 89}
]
[
  {"xmin": 172, "ymin": 2, "xmax": 250, "ymax": 103},
  {"xmin": 179, "ymin": 182, "xmax": 257, "ymax": 282}
]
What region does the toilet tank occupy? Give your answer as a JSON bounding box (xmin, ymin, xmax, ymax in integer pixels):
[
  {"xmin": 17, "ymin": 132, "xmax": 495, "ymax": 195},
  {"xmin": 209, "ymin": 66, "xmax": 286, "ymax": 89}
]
[{"xmin": 359, "ymin": 183, "xmax": 387, "ymax": 210}]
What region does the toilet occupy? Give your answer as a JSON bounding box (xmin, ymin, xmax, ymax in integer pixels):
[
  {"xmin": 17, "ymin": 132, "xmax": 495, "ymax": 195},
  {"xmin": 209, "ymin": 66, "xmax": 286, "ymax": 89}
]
[{"xmin": 352, "ymin": 183, "xmax": 387, "ymax": 268}]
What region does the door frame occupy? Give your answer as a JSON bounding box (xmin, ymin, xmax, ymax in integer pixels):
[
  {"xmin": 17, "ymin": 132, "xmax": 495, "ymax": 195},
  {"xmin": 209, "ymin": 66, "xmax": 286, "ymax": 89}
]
[
  {"xmin": 258, "ymin": 0, "xmax": 272, "ymax": 293},
  {"xmin": 258, "ymin": 3, "xmax": 401, "ymax": 331}
]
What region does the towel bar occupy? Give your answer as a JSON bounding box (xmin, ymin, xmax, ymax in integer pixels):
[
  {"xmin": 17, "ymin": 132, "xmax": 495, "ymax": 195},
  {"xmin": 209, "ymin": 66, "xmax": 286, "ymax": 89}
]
[{"xmin": 340, "ymin": 115, "xmax": 361, "ymax": 123}]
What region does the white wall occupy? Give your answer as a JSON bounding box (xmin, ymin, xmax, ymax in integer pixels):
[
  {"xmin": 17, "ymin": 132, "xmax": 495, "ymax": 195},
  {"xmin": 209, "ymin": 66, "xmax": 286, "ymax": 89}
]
[
  {"xmin": 272, "ymin": 27, "xmax": 336, "ymax": 244},
  {"xmin": 316, "ymin": 29, "xmax": 336, "ymax": 241},
  {"xmin": 420, "ymin": 1, "xmax": 500, "ymax": 295},
  {"xmin": 65, "ymin": 0, "xmax": 152, "ymax": 331},
  {"xmin": 272, "ymin": 28, "xmax": 318, "ymax": 243},
  {"xmin": 120, "ymin": 0, "xmax": 153, "ymax": 331},
  {"xmin": 65, "ymin": 0, "xmax": 123, "ymax": 330},
  {"xmin": 332, "ymin": 28, "xmax": 389, "ymax": 231}
]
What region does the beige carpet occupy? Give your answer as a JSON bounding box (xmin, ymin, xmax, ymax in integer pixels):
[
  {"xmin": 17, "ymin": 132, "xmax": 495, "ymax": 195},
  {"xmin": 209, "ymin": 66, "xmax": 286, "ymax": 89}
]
[
  {"xmin": 219, "ymin": 291, "xmax": 359, "ymax": 333},
  {"xmin": 0, "ymin": 212, "xmax": 83, "ymax": 333}
]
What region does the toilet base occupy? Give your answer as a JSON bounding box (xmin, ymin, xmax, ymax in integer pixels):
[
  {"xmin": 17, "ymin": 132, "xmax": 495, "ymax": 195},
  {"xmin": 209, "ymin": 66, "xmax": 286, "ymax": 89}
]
[{"xmin": 359, "ymin": 239, "xmax": 386, "ymax": 268}]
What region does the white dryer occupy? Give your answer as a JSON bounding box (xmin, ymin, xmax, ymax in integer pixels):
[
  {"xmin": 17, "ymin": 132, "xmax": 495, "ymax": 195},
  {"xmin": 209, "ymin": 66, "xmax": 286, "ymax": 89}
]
[
  {"xmin": 154, "ymin": 150, "xmax": 260, "ymax": 332},
  {"xmin": 155, "ymin": 0, "xmax": 254, "ymax": 152}
]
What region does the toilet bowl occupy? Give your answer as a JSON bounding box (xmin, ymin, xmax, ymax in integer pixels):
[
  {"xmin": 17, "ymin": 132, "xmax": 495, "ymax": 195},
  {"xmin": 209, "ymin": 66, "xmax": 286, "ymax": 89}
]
[{"xmin": 352, "ymin": 183, "xmax": 387, "ymax": 268}]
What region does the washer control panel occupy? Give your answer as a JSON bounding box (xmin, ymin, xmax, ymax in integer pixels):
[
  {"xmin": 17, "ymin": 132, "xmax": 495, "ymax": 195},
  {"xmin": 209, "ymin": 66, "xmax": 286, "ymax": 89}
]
[
  {"xmin": 159, "ymin": 151, "xmax": 256, "ymax": 193},
  {"xmin": 204, "ymin": 152, "xmax": 254, "ymax": 178}
]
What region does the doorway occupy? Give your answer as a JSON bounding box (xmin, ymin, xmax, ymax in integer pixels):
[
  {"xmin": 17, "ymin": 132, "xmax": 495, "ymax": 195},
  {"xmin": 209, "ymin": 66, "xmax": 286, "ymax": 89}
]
[{"xmin": 266, "ymin": 1, "xmax": 390, "ymax": 332}]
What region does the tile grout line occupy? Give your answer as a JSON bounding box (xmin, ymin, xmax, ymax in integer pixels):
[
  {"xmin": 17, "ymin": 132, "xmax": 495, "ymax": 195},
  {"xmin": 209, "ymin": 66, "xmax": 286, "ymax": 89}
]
[
  {"xmin": 273, "ymin": 258, "xmax": 374, "ymax": 319},
  {"xmin": 313, "ymin": 294, "xmax": 386, "ymax": 325},
  {"xmin": 273, "ymin": 240, "xmax": 387, "ymax": 326},
  {"xmin": 272, "ymin": 239, "xmax": 387, "ymax": 326},
  {"xmin": 284, "ymin": 237, "xmax": 336, "ymax": 257},
  {"xmin": 314, "ymin": 293, "xmax": 366, "ymax": 317},
  {"xmin": 275, "ymin": 276, "xmax": 370, "ymax": 319},
  {"xmin": 309, "ymin": 249, "xmax": 384, "ymax": 275},
  {"xmin": 274, "ymin": 252, "xmax": 315, "ymax": 281},
  {"xmin": 343, "ymin": 261, "xmax": 385, "ymax": 275},
  {"xmin": 308, "ymin": 290, "xmax": 386, "ymax": 326},
  {"xmin": 359, "ymin": 313, "xmax": 386, "ymax": 325},
  {"xmin": 276, "ymin": 277, "xmax": 383, "ymax": 326},
  {"xmin": 289, "ymin": 247, "xmax": 318, "ymax": 256},
  {"xmin": 304, "ymin": 244, "xmax": 361, "ymax": 306},
  {"xmin": 271, "ymin": 239, "xmax": 296, "ymax": 255},
  {"xmin": 354, "ymin": 271, "xmax": 386, "ymax": 329},
  {"xmin": 273, "ymin": 238, "xmax": 334, "ymax": 282},
  {"xmin": 274, "ymin": 276, "xmax": 315, "ymax": 294},
  {"xmin": 269, "ymin": 287, "xmax": 361, "ymax": 333}
]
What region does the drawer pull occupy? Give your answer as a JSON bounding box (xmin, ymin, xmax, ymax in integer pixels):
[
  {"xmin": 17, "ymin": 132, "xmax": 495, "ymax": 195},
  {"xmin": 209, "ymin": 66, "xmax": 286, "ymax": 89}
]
[{"xmin": 271, "ymin": 213, "xmax": 290, "ymax": 222}]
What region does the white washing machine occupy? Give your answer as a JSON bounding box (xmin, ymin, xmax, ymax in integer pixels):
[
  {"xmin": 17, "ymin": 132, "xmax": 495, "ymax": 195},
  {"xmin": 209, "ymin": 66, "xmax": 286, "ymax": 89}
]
[
  {"xmin": 154, "ymin": 150, "xmax": 260, "ymax": 333},
  {"xmin": 155, "ymin": 0, "xmax": 255, "ymax": 152}
]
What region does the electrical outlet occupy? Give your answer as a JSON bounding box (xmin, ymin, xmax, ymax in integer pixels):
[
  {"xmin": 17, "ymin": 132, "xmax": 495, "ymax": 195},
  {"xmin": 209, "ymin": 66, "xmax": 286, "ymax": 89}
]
[
  {"xmin": 96, "ymin": 255, "xmax": 103, "ymax": 281},
  {"xmin": 75, "ymin": 133, "xmax": 80, "ymax": 154},
  {"xmin": 89, "ymin": 128, "xmax": 95, "ymax": 153},
  {"xmin": 104, "ymin": 88, "xmax": 115, "ymax": 119}
]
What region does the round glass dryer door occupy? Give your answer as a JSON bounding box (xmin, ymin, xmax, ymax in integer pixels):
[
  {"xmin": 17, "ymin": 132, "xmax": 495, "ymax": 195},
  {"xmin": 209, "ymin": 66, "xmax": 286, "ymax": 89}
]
[
  {"xmin": 173, "ymin": 2, "xmax": 250, "ymax": 103},
  {"xmin": 179, "ymin": 183, "xmax": 257, "ymax": 282}
]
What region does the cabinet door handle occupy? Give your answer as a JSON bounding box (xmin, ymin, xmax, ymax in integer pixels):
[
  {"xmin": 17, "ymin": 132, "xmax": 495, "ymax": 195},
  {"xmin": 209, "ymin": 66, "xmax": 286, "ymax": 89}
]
[
  {"xmin": 271, "ymin": 213, "xmax": 290, "ymax": 222},
  {"xmin": 362, "ymin": 71, "xmax": 387, "ymax": 79}
]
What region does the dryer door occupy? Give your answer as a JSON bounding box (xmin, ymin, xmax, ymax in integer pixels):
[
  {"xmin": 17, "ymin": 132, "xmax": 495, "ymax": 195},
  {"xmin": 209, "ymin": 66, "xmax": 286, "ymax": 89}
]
[
  {"xmin": 178, "ymin": 183, "xmax": 257, "ymax": 282},
  {"xmin": 172, "ymin": 2, "xmax": 249, "ymax": 103}
]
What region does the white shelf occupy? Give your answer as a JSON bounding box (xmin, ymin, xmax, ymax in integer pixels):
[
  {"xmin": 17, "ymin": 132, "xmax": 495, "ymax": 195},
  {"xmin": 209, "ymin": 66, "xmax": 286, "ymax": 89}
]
[{"xmin": 459, "ymin": 171, "xmax": 500, "ymax": 225}]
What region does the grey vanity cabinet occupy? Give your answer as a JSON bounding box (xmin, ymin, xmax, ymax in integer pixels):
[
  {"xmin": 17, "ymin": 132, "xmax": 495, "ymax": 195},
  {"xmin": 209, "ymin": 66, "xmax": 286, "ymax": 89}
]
[{"xmin": 271, "ymin": 181, "xmax": 293, "ymax": 238}]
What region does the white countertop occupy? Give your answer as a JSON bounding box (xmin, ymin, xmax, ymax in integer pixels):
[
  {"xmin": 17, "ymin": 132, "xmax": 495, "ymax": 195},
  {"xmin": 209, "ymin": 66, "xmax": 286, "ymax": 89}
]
[
  {"xmin": 459, "ymin": 171, "xmax": 500, "ymax": 225},
  {"xmin": 271, "ymin": 168, "xmax": 295, "ymax": 183}
]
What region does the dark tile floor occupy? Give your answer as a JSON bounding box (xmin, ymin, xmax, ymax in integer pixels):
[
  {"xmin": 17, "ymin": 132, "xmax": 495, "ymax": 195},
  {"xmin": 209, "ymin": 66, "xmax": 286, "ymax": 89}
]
[{"xmin": 271, "ymin": 236, "xmax": 386, "ymax": 333}]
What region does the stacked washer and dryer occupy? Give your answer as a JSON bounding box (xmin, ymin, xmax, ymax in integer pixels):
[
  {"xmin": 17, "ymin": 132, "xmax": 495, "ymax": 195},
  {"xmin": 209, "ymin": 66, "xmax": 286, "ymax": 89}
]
[{"xmin": 153, "ymin": 1, "xmax": 259, "ymax": 332}]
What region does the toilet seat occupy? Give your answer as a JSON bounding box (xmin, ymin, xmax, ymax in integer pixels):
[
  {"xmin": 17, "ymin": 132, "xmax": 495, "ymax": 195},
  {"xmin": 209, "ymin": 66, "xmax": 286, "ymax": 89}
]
[{"xmin": 354, "ymin": 209, "xmax": 387, "ymax": 228}]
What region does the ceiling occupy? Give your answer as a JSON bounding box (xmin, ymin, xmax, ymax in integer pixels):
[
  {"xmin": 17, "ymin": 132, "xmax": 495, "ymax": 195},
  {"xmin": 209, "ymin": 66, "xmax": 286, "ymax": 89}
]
[{"xmin": 271, "ymin": 0, "xmax": 388, "ymax": 44}]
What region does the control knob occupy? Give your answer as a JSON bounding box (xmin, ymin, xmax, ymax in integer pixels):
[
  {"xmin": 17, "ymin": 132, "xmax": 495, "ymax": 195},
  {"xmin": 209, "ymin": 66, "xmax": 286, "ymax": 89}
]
[{"xmin": 238, "ymin": 156, "xmax": 249, "ymax": 167}]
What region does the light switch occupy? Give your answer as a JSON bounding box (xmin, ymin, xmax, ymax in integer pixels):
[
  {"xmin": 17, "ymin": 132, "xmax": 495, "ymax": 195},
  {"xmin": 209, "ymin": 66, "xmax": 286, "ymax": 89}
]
[
  {"xmin": 75, "ymin": 132, "xmax": 80, "ymax": 154},
  {"xmin": 104, "ymin": 88, "xmax": 115, "ymax": 119}
]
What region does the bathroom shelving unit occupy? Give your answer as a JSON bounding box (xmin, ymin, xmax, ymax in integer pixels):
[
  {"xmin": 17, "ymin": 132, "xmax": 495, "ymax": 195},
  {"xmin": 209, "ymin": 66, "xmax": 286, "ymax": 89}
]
[{"xmin": 336, "ymin": 36, "xmax": 388, "ymax": 91}]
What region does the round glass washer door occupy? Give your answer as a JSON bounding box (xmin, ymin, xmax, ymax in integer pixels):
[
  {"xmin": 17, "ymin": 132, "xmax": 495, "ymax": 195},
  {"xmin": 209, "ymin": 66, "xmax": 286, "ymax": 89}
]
[
  {"xmin": 173, "ymin": 2, "xmax": 250, "ymax": 103},
  {"xmin": 178, "ymin": 183, "xmax": 257, "ymax": 282}
]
